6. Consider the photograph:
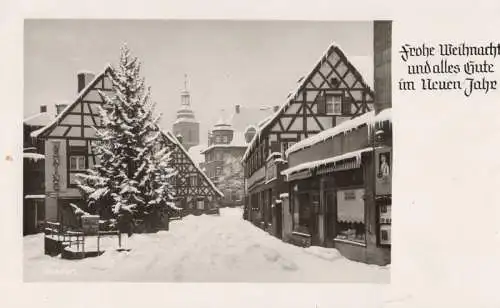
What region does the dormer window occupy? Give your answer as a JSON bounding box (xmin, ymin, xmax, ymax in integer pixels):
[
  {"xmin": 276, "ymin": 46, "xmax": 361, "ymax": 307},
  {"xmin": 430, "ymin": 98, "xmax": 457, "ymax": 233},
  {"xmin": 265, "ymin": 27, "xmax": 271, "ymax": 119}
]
[
  {"xmin": 215, "ymin": 136, "xmax": 221, "ymax": 143},
  {"xmin": 222, "ymin": 135, "xmax": 228, "ymax": 144}
]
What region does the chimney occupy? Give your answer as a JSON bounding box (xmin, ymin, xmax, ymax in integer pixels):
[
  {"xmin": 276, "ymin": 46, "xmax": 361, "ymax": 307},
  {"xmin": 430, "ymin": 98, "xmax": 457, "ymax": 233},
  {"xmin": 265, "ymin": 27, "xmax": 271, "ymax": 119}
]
[
  {"xmin": 77, "ymin": 71, "xmax": 96, "ymax": 93},
  {"xmin": 273, "ymin": 105, "xmax": 279, "ymax": 112},
  {"xmin": 40, "ymin": 105, "xmax": 47, "ymax": 113},
  {"xmin": 55, "ymin": 104, "xmax": 68, "ymax": 115},
  {"xmin": 235, "ymin": 105, "xmax": 240, "ymax": 114}
]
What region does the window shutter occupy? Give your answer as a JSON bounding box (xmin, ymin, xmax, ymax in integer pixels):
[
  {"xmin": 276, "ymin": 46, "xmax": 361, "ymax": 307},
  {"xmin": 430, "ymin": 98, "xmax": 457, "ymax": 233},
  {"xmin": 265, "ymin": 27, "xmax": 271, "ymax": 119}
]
[{"xmin": 317, "ymin": 94, "xmax": 326, "ymax": 114}]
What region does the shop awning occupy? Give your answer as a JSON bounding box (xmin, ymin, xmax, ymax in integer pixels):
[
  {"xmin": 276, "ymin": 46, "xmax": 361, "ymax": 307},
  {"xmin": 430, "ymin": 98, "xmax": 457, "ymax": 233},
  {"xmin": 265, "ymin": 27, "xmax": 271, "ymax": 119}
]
[
  {"xmin": 282, "ymin": 147, "xmax": 373, "ymax": 181},
  {"xmin": 286, "ymin": 169, "xmax": 312, "ymax": 181},
  {"xmin": 317, "ymin": 157, "xmax": 360, "ymax": 175}
]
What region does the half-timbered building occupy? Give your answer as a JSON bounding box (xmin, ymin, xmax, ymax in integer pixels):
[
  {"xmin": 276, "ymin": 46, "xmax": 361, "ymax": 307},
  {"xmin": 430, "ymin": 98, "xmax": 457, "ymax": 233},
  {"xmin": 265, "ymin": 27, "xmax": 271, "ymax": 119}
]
[
  {"xmin": 32, "ymin": 65, "xmax": 222, "ymax": 225},
  {"xmin": 241, "ymin": 43, "xmax": 374, "ymax": 238},
  {"xmin": 160, "ymin": 130, "xmax": 223, "ymax": 213}
]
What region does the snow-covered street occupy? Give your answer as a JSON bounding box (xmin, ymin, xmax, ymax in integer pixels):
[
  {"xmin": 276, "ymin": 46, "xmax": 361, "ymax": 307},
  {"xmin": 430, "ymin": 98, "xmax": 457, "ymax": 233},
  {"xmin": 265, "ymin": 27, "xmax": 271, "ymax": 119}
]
[{"xmin": 24, "ymin": 207, "xmax": 389, "ymax": 282}]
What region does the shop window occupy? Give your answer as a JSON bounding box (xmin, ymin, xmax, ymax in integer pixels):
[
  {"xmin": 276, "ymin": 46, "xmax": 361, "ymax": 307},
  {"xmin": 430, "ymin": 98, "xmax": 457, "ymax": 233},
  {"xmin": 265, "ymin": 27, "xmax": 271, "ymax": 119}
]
[
  {"xmin": 197, "ymin": 199, "xmax": 204, "ymax": 210},
  {"xmin": 68, "ymin": 143, "xmax": 88, "ymax": 186},
  {"xmin": 335, "ymin": 188, "xmax": 366, "ymax": 244}
]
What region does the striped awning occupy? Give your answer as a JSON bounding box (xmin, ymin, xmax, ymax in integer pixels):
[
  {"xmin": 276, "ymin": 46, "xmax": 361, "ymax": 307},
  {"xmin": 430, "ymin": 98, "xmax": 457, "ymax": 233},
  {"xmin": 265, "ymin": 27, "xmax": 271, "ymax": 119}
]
[
  {"xmin": 316, "ymin": 157, "xmax": 360, "ymax": 175},
  {"xmin": 282, "ymin": 147, "xmax": 373, "ymax": 181},
  {"xmin": 286, "ymin": 169, "xmax": 312, "ymax": 182}
]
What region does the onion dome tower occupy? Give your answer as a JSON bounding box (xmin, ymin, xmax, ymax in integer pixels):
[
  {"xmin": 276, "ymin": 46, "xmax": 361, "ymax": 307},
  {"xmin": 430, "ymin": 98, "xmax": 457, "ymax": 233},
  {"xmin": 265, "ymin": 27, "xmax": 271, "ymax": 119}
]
[{"xmin": 172, "ymin": 74, "xmax": 200, "ymax": 150}]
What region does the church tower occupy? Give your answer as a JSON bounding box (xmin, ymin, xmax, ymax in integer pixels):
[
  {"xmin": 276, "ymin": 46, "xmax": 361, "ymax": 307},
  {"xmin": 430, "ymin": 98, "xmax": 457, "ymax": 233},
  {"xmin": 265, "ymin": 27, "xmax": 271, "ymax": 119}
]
[{"xmin": 172, "ymin": 74, "xmax": 200, "ymax": 150}]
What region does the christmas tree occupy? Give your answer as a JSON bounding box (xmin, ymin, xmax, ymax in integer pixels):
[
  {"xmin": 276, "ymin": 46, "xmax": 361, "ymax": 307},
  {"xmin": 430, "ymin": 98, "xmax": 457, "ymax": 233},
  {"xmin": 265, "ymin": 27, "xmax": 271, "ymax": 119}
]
[{"xmin": 77, "ymin": 45, "xmax": 176, "ymax": 234}]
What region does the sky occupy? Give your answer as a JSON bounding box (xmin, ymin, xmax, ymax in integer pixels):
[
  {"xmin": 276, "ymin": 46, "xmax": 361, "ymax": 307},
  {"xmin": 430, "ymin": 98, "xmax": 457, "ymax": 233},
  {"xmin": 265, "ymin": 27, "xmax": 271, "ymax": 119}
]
[{"xmin": 24, "ymin": 20, "xmax": 373, "ymax": 141}]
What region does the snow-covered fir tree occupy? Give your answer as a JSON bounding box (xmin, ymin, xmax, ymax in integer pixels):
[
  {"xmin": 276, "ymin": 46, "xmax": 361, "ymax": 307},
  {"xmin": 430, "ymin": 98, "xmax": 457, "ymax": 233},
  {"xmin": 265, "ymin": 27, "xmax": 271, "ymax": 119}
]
[
  {"xmin": 77, "ymin": 45, "xmax": 177, "ymax": 233},
  {"xmin": 216, "ymin": 156, "xmax": 244, "ymax": 204}
]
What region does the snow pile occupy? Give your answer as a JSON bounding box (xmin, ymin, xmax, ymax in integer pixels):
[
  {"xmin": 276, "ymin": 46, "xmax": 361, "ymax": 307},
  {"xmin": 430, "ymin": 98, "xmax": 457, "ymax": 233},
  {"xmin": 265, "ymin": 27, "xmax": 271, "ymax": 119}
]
[
  {"xmin": 281, "ymin": 147, "xmax": 373, "ymax": 177},
  {"xmin": 24, "ymin": 207, "xmax": 389, "ymax": 282},
  {"xmin": 279, "ymin": 193, "xmax": 289, "ymax": 199},
  {"xmin": 23, "ymin": 153, "xmax": 45, "ymax": 162}
]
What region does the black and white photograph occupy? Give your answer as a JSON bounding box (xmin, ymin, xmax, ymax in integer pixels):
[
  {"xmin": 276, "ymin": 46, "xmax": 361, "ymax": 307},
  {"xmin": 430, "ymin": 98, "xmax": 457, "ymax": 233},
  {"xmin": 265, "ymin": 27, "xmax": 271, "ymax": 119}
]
[{"xmin": 22, "ymin": 19, "xmax": 392, "ymax": 282}]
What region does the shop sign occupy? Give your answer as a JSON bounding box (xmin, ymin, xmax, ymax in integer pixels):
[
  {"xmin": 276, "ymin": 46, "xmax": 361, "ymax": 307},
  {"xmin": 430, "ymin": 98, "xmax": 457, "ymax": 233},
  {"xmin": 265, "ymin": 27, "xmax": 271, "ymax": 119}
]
[
  {"xmin": 375, "ymin": 148, "xmax": 392, "ymax": 195},
  {"xmin": 82, "ymin": 215, "xmax": 99, "ymax": 235},
  {"xmin": 266, "ymin": 160, "xmax": 277, "ymax": 182}
]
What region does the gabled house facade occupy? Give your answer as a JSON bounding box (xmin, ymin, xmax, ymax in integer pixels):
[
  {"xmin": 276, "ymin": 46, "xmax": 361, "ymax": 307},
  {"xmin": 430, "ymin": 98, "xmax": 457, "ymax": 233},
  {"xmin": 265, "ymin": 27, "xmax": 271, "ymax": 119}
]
[
  {"xmin": 32, "ymin": 66, "xmax": 222, "ymax": 226},
  {"xmin": 160, "ymin": 131, "xmax": 223, "ymax": 214},
  {"xmin": 241, "ymin": 43, "xmax": 374, "ymax": 238}
]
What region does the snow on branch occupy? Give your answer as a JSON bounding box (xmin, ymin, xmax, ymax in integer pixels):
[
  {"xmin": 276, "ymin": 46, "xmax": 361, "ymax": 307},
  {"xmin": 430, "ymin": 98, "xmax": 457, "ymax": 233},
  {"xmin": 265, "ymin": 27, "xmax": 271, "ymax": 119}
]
[{"xmin": 68, "ymin": 203, "xmax": 90, "ymax": 216}]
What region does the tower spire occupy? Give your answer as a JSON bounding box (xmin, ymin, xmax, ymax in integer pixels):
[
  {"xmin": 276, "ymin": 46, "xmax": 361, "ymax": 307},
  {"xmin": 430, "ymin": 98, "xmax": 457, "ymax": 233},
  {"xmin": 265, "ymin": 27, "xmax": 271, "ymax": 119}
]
[{"xmin": 184, "ymin": 73, "xmax": 188, "ymax": 91}]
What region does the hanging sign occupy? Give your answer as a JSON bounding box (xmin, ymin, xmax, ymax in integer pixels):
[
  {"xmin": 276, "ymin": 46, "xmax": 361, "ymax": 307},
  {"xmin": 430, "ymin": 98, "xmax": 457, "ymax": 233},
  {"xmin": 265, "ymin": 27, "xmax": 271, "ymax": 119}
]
[{"xmin": 375, "ymin": 148, "xmax": 392, "ymax": 195}]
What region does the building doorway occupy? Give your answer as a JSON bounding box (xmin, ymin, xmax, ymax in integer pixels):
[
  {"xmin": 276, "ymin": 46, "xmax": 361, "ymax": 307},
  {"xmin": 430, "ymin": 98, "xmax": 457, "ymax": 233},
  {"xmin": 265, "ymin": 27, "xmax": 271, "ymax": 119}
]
[{"xmin": 324, "ymin": 190, "xmax": 337, "ymax": 242}]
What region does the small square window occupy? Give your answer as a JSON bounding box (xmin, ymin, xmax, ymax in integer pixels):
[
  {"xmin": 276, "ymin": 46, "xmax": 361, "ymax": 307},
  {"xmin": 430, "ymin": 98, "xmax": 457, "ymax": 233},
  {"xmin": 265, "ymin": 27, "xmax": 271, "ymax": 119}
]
[
  {"xmin": 70, "ymin": 156, "xmax": 86, "ymax": 171},
  {"xmin": 326, "ymin": 95, "xmax": 342, "ymax": 115},
  {"xmin": 190, "ymin": 175, "xmax": 198, "ymax": 186}
]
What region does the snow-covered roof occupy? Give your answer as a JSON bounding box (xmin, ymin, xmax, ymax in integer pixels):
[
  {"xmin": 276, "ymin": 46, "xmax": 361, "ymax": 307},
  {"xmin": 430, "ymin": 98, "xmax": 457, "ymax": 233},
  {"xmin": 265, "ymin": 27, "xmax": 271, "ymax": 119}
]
[
  {"xmin": 212, "ymin": 116, "xmax": 233, "ymax": 131},
  {"xmin": 77, "ymin": 69, "xmax": 95, "ymax": 75},
  {"xmin": 30, "ymin": 64, "xmax": 113, "ymax": 139},
  {"xmin": 187, "ymin": 144, "xmax": 206, "ymax": 165},
  {"xmin": 374, "ymin": 108, "xmax": 392, "ymax": 124},
  {"xmin": 173, "ymin": 117, "xmax": 199, "ymax": 125},
  {"xmin": 24, "ymin": 112, "xmax": 55, "ymax": 127},
  {"xmin": 242, "ymin": 42, "xmax": 374, "ymax": 163},
  {"xmin": 285, "ymin": 108, "xmax": 392, "ymax": 157},
  {"xmin": 23, "ymin": 152, "xmax": 45, "ymax": 162},
  {"xmin": 281, "ymin": 147, "xmax": 373, "ymax": 179},
  {"xmin": 162, "ymin": 131, "xmax": 224, "ymax": 197},
  {"xmin": 200, "ymin": 131, "xmax": 248, "ymax": 154},
  {"xmin": 228, "ymin": 106, "xmax": 275, "ymax": 133}
]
